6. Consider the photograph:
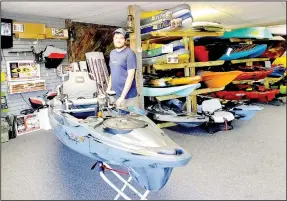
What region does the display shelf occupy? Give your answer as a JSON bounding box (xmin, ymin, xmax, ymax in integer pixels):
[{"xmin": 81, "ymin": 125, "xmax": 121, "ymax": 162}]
[
  {"xmin": 231, "ymin": 58, "xmax": 269, "ymax": 64},
  {"xmin": 156, "ymin": 122, "xmax": 177, "ymax": 129},
  {"xmin": 148, "ymin": 31, "xmax": 224, "ymax": 38},
  {"xmin": 155, "ymin": 87, "xmax": 225, "ymax": 102},
  {"xmin": 191, "ymin": 87, "xmax": 225, "ymax": 96},
  {"xmin": 152, "ymin": 60, "xmax": 225, "ymax": 70}
]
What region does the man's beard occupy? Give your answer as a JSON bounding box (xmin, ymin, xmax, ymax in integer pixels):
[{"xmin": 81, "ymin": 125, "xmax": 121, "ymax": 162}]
[{"xmin": 115, "ymin": 44, "xmax": 125, "ymax": 49}]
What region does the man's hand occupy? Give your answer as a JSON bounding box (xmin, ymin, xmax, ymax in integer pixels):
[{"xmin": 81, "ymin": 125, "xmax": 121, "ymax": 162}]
[{"xmin": 116, "ymin": 96, "xmax": 125, "ymax": 107}]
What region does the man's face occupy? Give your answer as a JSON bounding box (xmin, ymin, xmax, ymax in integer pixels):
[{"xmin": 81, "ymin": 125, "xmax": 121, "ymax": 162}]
[{"xmin": 113, "ymin": 33, "xmax": 126, "ymax": 48}]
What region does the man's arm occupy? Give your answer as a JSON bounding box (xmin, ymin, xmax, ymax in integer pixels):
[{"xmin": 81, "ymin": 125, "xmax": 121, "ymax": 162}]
[{"xmin": 119, "ymin": 69, "xmax": 136, "ymax": 99}]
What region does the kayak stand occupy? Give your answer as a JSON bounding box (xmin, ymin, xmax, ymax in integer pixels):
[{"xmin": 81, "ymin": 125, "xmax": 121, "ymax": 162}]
[{"xmin": 97, "ymin": 162, "xmax": 150, "ymax": 200}]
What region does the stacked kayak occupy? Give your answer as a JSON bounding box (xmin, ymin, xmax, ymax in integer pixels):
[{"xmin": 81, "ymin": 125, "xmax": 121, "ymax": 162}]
[
  {"xmin": 201, "ymin": 71, "xmax": 242, "ymax": 88},
  {"xmin": 146, "ymin": 103, "xmax": 208, "ymax": 128},
  {"xmin": 191, "ymin": 22, "xmax": 225, "ymax": 32},
  {"xmin": 194, "ymin": 44, "xmax": 267, "ymax": 61},
  {"xmin": 211, "ymin": 88, "xmax": 280, "ymax": 102},
  {"xmin": 143, "ymin": 83, "xmax": 201, "ymax": 97},
  {"xmin": 145, "ymin": 76, "xmax": 202, "ymax": 87},
  {"xmin": 268, "ymin": 65, "xmax": 286, "ymax": 77},
  {"xmin": 229, "ymin": 105, "xmax": 264, "ymax": 121},
  {"xmin": 221, "ymin": 27, "xmax": 273, "ymax": 39},
  {"xmin": 235, "ymin": 66, "xmax": 274, "ymax": 81},
  {"xmin": 140, "ymin": 4, "xmax": 193, "ymax": 38},
  {"xmin": 218, "ymin": 44, "xmax": 267, "ymax": 61},
  {"xmin": 260, "ymin": 41, "xmax": 286, "ymax": 59},
  {"xmin": 142, "ymin": 40, "xmax": 185, "ymax": 58},
  {"xmin": 142, "ymin": 48, "xmax": 190, "ymax": 65}
]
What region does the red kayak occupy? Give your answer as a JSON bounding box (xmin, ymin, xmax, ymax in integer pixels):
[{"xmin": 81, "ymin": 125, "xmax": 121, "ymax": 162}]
[
  {"xmin": 194, "ymin": 46, "xmax": 209, "ymax": 62},
  {"xmin": 235, "ymin": 69, "xmax": 274, "ymax": 81},
  {"xmin": 211, "ymin": 89, "xmax": 280, "ymax": 102}
]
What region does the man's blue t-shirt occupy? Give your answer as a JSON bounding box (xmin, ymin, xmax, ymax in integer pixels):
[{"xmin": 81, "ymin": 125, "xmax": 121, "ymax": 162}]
[{"xmin": 109, "ymin": 47, "xmax": 137, "ymax": 99}]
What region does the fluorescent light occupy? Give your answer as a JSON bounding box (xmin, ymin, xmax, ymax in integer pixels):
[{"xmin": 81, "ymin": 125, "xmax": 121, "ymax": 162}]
[{"xmin": 192, "ymin": 8, "xmax": 220, "ymax": 18}]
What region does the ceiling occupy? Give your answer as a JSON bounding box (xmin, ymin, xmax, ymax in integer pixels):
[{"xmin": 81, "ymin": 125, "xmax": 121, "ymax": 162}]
[{"xmin": 2, "ymin": 1, "xmax": 286, "ymax": 28}]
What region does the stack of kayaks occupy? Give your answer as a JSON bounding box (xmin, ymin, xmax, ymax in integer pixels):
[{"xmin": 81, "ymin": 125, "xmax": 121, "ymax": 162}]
[
  {"xmin": 268, "ymin": 65, "xmax": 286, "ymax": 78},
  {"xmin": 260, "ymin": 41, "xmax": 286, "ymax": 59},
  {"xmin": 140, "ymin": 4, "xmax": 193, "ymax": 38},
  {"xmin": 211, "ymin": 87, "xmax": 280, "ymax": 102},
  {"xmin": 221, "ymin": 27, "xmax": 273, "ymax": 39},
  {"xmin": 201, "ymin": 71, "xmax": 242, "ymax": 88}
]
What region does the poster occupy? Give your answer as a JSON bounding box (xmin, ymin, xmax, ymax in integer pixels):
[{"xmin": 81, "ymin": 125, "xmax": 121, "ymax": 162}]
[
  {"xmin": 1, "ymin": 22, "xmax": 12, "ymax": 36},
  {"xmin": 7, "ymin": 60, "xmax": 41, "ymax": 81},
  {"xmin": 8, "ymin": 80, "xmax": 46, "ymax": 94},
  {"xmin": 16, "ymin": 113, "xmax": 40, "ymax": 135}
]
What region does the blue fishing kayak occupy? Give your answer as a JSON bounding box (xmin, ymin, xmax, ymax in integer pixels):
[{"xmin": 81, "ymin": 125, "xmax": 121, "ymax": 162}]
[
  {"xmin": 218, "ymin": 44, "xmax": 267, "ymax": 61},
  {"xmin": 230, "ymin": 105, "xmax": 263, "ymax": 121},
  {"xmin": 268, "ymin": 66, "xmax": 286, "ymax": 77},
  {"xmin": 222, "ymin": 27, "xmax": 273, "ymax": 39},
  {"xmin": 143, "ymin": 83, "xmax": 201, "ymax": 97}
]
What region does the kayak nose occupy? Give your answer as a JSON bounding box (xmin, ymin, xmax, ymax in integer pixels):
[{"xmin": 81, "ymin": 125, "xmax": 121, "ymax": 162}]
[{"xmin": 158, "ymin": 148, "xmax": 184, "ymax": 155}]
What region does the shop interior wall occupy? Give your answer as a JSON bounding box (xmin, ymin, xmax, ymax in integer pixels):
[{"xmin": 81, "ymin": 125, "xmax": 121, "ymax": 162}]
[{"xmin": 1, "ymin": 12, "xmax": 68, "ymax": 115}]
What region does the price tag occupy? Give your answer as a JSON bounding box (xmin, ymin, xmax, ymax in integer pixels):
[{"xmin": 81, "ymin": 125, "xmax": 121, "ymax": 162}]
[
  {"xmin": 167, "ymin": 54, "xmax": 178, "ymax": 64},
  {"xmin": 13, "ymin": 24, "xmax": 24, "ymax": 32},
  {"xmin": 264, "ymin": 61, "xmax": 271, "ymax": 68},
  {"xmin": 162, "ymin": 43, "xmax": 173, "ymax": 54},
  {"xmin": 226, "ymin": 48, "xmax": 233, "ymax": 56}
]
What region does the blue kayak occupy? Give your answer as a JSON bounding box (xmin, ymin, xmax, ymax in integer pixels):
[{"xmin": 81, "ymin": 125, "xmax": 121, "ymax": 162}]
[
  {"xmin": 222, "ymin": 27, "xmax": 273, "ymax": 39},
  {"xmin": 143, "ymin": 83, "xmax": 201, "ymax": 97},
  {"xmin": 218, "ymin": 44, "xmax": 267, "ymax": 61},
  {"xmin": 230, "ymin": 105, "xmax": 263, "ymax": 121},
  {"xmin": 268, "ymin": 66, "xmax": 286, "ymax": 77}
]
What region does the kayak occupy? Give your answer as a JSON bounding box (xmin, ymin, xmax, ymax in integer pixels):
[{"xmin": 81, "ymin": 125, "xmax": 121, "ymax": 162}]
[
  {"xmin": 143, "ymin": 83, "xmax": 201, "ymax": 97},
  {"xmin": 218, "ymin": 44, "xmax": 267, "ymax": 61},
  {"xmin": 142, "ymin": 48, "xmax": 190, "ymax": 65},
  {"xmin": 260, "ymin": 41, "xmax": 286, "ymax": 59},
  {"xmin": 142, "ymin": 40, "xmax": 185, "ymax": 58},
  {"xmin": 221, "ymin": 27, "xmax": 273, "ymax": 39},
  {"xmin": 211, "ymin": 89, "xmax": 280, "ymax": 102},
  {"xmin": 148, "ymin": 76, "xmax": 202, "ymax": 87},
  {"xmin": 235, "ymin": 69, "xmax": 274, "ymax": 81},
  {"xmin": 201, "ymin": 71, "xmax": 242, "ymax": 88},
  {"xmin": 268, "ymin": 65, "xmax": 286, "ymax": 77},
  {"xmin": 140, "ymin": 4, "xmax": 191, "ymax": 26},
  {"xmin": 230, "ymin": 105, "xmax": 264, "ymax": 121},
  {"xmin": 191, "ymin": 22, "xmax": 225, "ymax": 32},
  {"xmin": 153, "ymin": 113, "xmax": 208, "ymax": 127},
  {"xmin": 273, "ymin": 55, "xmax": 286, "ymax": 67},
  {"xmin": 280, "ymin": 85, "xmax": 286, "ymax": 95},
  {"xmin": 141, "ymin": 13, "xmax": 193, "ymax": 38}
]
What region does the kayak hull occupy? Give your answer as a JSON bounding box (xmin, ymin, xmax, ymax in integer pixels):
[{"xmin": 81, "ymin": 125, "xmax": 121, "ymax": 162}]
[
  {"xmin": 201, "ymin": 71, "xmax": 242, "ymax": 88},
  {"xmin": 212, "ymin": 89, "xmax": 280, "ymax": 102},
  {"xmin": 230, "ymin": 105, "xmax": 263, "ymax": 121},
  {"xmin": 143, "ymin": 83, "xmax": 200, "ymax": 97},
  {"xmin": 235, "ymin": 69, "xmax": 273, "ymax": 81}
]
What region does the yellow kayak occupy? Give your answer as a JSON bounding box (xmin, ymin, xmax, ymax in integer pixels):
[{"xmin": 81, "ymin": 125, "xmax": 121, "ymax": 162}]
[
  {"xmin": 273, "ymin": 55, "xmax": 286, "ymax": 68},
  {"xmin": 140, "ymin": 10, "xmax": 163, "ymax": 19},
  {"xmin": 150, "ymin": 76, "xmax": 201, "ymax": 87}
]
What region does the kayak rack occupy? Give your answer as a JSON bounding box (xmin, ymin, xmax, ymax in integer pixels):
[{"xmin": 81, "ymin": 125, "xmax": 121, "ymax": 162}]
[{"xmin": 99, "ymin": 162, "xmax": 150, "ymax": 200}]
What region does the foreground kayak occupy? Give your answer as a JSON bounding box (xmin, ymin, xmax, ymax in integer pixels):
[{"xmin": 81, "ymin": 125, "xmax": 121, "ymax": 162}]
[
  {"xmin": 143, "ymin": 83, "xmax": 201, "ymax": 97},
  {"xmin": 201, "ymin": 71, "xmax": 242, "ymax": 88},
  {"xmin": 212, "ymin": 89, "xmax": 280, "ymax": 102}
]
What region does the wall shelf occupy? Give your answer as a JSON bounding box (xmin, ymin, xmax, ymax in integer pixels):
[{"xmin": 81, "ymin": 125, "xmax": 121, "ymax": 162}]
[
  {"xmin": 152, "ymin": 60, "xmax": 225, "ymax": 71},
  {"xmin": 231, "ymin": 58, "xmax": 269, "ymax": 64}
]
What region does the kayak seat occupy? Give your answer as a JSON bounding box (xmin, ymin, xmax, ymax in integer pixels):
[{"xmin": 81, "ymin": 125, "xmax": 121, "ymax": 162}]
[{"xmin": 201, "ymin": 99, "xmax": 235, "ymax": 123}]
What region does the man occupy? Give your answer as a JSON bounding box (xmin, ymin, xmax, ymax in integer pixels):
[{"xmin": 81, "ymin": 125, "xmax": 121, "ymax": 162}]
[{"xmin": 107, "ymin": 28, "xmax": 139, "ymax": 108}]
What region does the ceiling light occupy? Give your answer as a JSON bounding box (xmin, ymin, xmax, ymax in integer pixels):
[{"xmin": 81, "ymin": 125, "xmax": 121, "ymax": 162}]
[{"xmin": 192, "ymin": 8, "xmax": 220, "ymax": 18}]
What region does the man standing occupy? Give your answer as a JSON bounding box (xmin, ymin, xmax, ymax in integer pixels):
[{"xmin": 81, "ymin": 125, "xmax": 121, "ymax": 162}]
[{"xmin": 107, "ymin": 28, "xmax": 139, "ymax": 108}]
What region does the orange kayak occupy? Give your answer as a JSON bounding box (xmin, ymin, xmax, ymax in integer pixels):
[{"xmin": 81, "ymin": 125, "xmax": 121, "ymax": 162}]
[
  {"xmin": 150, "ymin": 76, "xmax": 201, "ymax": 86},
  {"xmin": 201, "ymin": 71, "xmax": 242, "ymax": 88}
]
